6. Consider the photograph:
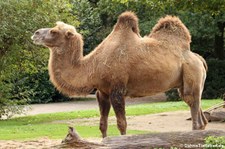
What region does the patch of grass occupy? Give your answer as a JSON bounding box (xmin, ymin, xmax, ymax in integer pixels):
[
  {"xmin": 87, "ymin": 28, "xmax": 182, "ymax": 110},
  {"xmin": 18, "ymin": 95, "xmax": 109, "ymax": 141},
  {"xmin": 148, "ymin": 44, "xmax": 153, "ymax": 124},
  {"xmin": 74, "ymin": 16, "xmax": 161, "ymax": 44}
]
[
  {"xmin": 125, "ymin": 99, "xmax": 221, "ymax": 116},
  {"xmin": 0, "ymin": 123, "xmax": 147, "ymax": 140},
  {"xmin": 126, "ymin": 101, "xmax": 188, "ymax": 116},
  {"xmin": 0, "ymin": 110, "xmax": 100, "ymax": 127},
  {"xmin": 0, "ymin": 123, "xmax": 68, "ymax": 140},
  {"xmin": 0, "ymin": 99, "xmax": 222, "ymax": 140}
]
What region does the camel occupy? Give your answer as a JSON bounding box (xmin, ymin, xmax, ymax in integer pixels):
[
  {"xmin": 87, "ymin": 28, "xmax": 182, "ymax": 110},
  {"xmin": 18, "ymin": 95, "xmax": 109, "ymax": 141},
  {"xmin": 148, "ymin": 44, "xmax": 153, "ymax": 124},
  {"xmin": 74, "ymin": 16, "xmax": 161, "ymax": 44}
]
[{"xmin": 31, "ymin": 11, "xmax": 208, "ymax": 138}]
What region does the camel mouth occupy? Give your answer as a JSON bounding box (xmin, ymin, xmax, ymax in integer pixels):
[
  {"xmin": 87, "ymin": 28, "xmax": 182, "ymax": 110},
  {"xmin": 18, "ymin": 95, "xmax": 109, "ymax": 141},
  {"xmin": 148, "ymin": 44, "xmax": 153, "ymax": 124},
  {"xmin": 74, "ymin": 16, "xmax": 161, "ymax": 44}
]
[
  {"xmin": 31, "ymin": 35, "xmax": 46, "ymax": 46},
  {"xmin": 31, "ymin": 37, "xmax": 55, "ymax": 48},
  {"xmin": 31, "ymin": 38, "xmax": 43, "ymax": 45}
]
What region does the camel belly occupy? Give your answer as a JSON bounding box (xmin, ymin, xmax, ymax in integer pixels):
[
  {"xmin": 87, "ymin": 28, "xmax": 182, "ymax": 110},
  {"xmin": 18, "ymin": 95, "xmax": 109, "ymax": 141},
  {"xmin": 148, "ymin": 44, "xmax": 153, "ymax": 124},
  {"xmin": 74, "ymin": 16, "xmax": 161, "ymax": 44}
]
[{"xmin": 126, "ymin": 68, "xmax": 182, "ymax": 97}]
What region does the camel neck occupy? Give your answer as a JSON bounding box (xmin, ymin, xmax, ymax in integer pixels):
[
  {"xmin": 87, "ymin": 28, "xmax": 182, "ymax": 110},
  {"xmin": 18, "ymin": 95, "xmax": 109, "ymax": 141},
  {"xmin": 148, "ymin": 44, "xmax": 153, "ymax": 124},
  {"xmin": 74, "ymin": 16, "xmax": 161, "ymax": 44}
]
[{"xmin": 48, "ymin": 45, "xmax": 94, "ymax": 96}]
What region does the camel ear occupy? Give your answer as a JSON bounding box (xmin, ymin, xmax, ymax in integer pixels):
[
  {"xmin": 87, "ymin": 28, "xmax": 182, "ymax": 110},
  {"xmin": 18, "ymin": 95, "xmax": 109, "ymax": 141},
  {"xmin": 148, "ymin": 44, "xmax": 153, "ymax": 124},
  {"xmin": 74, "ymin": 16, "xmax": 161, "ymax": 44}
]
[{"xmin": 66, "ymin": 31, "xmax": 75, "ymax": 38}]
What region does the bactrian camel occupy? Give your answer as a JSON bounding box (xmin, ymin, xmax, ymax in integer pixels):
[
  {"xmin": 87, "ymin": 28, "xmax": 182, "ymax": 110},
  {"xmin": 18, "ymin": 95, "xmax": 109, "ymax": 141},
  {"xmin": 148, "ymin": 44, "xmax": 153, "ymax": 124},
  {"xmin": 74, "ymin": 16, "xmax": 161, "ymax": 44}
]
[{"xmin": 31, "ymin": 11, "xmax": 208, "ymax": 138}]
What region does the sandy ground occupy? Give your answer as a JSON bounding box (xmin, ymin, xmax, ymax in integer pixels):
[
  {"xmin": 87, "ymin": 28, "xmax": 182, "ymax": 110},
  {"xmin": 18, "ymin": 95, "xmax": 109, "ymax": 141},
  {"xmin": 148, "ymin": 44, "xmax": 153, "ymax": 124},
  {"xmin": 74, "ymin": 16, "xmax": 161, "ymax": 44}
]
[
  {"xmin": 54, "ymin": 111, "xmax": 225, "ymax": 132},
  {"xmin": 1, "ymin": 94, "xmax": 224, "ymax": 148}
]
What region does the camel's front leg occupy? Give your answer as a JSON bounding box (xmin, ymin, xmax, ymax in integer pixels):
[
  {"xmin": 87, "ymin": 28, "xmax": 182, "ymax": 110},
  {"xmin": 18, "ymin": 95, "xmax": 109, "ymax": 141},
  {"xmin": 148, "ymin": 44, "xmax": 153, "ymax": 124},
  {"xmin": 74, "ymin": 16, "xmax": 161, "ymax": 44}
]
[
  {"xmin": 110, "ymin": 89, "xmax": 127, "ymax": 135},
  {"xmin": 96, "ymin": 90, "xmax": 111, "ymax": 138}
]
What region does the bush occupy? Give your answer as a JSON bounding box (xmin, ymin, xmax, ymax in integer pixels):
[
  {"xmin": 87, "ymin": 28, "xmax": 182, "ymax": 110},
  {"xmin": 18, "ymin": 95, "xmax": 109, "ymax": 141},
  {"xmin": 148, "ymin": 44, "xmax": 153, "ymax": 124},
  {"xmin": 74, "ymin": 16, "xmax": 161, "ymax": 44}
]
[
  {"xmin": 0, "ymin": 98, "xmax": 27, "ymax": 119},
  {"xmin": 10, "ymin": 70, "xmax": 68, "ymax": 104},
  {"xmin": 1, "ymin": 67, "xmax": 69, "ymax": 104},
  {"xmin": 0, "ymin": 0, "xmax": 75, "ymax": 118},
  {"xmin": 203, "ymin": 59, "xmax": 225, "ymax": 99},
  {"xmin": 205, "ymin": 136, "xmax": 225, "ymax": 149},
  {"xmin": 166, "ymin": 89, "xmax": 181, "ymax": 101}
]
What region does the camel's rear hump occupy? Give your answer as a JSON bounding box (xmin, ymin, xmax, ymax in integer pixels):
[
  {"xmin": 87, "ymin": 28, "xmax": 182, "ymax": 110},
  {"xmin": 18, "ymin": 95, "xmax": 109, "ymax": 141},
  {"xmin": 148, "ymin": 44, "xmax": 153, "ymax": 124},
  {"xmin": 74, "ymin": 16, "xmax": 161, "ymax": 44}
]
[{"xmin": 149, "ymin": 15, "xmax": 191, "ymax": 46}]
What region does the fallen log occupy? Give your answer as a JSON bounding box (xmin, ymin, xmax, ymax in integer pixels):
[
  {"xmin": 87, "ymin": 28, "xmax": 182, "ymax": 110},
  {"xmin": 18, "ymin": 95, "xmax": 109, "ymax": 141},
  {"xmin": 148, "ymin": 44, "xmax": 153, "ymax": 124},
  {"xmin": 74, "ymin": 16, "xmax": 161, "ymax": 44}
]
[
  {"xmin": 60, "ymin": 126, "xmax": 105, "ymax": 148},
  {"xmin": 61, "ymin": 127, "xmax": 225, "ymax": 149},
  {"xmin": 103, "ymin": 130, "xmax": 225, "ymax": 149},
  {"xmin": 187, "ymin": 101, "xmax": 225, "ymax": 122},
  {"xmin": 204, "ymin": 108, "xmax": 225, "ymax": 122}
]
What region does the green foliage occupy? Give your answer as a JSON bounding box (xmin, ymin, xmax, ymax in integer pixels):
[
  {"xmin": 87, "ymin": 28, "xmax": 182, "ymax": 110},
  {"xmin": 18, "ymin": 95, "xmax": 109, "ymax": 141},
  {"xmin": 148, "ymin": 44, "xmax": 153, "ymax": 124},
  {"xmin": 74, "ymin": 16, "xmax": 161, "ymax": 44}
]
[
  {"xmin": 173, "ymin": 0, "xmax": 225, "ymax": 18},
  {"xmin": 0, "ymin": 0, "xmax": 76, "ymax": 118},
  {"xmin": 6, "ymin": 69, "xmax": 68, "ymax": 104},
  {"xmin": 0, "ymin": 0, "xmax": 224, "ymax": 118},
  {"xmin": 165, "ymin": 89, "xmax": 181, "ymax": 101},
  {"xmin": 71, "ymin": 0, "xmax": 102, "ymax": 54},
  {"xmin": 0, "ymin": 98, "xmax": 27, "ymax": 119},
  {"xmin": 203, "ymin": 59, "xmax": 225, "ymax": 99},
  {"xmin": 178, "ymin": 12, "xmax": 216, "ymax": 56},
  {"xmin": 205, "ymin": 136, "xmax": 225, "ymax": 149},
  {"xmin": 170, "ymin": 0, "xmax": 225, "ymax": 59},
  {"xmin": 0, "ymin": 0, "xmax": 78, "ymax": 58}
]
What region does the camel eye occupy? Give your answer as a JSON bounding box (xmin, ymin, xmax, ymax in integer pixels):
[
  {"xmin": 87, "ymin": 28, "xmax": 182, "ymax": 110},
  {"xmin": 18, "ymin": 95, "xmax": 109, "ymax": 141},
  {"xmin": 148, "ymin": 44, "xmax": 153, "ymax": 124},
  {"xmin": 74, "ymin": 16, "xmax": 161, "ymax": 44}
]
[{"xmin": 50, "ymin": 29, "xmax": 58, "ymax": 35}]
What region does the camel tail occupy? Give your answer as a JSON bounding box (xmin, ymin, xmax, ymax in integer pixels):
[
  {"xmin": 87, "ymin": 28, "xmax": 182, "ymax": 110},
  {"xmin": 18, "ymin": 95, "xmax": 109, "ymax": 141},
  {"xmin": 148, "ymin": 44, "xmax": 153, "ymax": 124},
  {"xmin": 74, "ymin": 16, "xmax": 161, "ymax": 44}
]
[
  {"xmin": 195, "ymin": 53, "xmax": 208, "ymax": 72},
  {"xmin": 150, "ymin": 15, "xmax": 191, "ymax": 44},
  {"xmin": 114, "ymin": 11, "xmax": 140, "ymax": 36}
]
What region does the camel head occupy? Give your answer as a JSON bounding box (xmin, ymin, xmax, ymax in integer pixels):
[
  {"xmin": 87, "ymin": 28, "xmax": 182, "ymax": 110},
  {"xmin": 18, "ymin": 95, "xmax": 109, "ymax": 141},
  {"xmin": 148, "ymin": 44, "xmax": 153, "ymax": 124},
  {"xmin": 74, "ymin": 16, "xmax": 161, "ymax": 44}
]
[{"xmin": 31, "ymin": 22, "xmax": 78, "ymax": 49}]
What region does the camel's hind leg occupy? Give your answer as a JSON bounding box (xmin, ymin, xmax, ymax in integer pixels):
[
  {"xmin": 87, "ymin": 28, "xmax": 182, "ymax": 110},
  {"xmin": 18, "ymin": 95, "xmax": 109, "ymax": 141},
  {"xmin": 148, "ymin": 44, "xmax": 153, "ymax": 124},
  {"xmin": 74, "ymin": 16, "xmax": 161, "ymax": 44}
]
[
  {"xmin": 181, "ymin": 63, "xmax": 208, "ymax": 130},
  {"xmin": 96, "ymin": 90, "xmax": 111, "ymax": 138},
  {"xmin": 110, "ymin": 88, "xmax": 127, "ymax": 135},
  {"xmin": 179, "ymin": 87, "xmax": 207, "ymax": 129}
]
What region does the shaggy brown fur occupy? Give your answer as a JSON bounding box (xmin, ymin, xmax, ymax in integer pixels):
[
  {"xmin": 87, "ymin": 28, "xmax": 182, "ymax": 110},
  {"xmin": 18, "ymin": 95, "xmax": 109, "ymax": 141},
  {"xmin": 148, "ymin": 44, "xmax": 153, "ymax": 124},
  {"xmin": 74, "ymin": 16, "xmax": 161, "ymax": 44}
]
[
  {"xmin": 114, "ymin": 11, "xmax": 140, "ymax": 37},
  {"xmin": 149, "ymin": 15, "xmax": 191, "ymax": 51},
  {"xmin": 31, "ymin": 11, "xmax": 208, "ymax": 138}
]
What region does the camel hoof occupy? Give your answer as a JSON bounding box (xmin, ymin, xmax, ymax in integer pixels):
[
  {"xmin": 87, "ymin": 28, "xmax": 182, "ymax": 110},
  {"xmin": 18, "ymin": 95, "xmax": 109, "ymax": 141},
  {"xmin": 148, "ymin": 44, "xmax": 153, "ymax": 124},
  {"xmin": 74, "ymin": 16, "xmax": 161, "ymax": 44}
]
[
  {"xmin": 192, "ymin": 124, "xmax": 207, "ymax": 130},
  {"xmin": 121, "ymin": 132, "xmax": 126, "ymax": 135},
  {"xmin": 199, "ymin": 125, "xmax": 206, "ymax": 130}
]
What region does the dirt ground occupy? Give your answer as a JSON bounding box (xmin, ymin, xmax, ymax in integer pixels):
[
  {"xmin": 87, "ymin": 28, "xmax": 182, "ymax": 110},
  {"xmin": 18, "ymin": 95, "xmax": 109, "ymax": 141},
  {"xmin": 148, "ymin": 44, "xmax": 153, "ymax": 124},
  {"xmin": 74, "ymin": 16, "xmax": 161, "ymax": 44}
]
[
  {"xmin": 54, "ymin": 111, "xmax": 225, "ymax": 132},
  {"xmin": 1, "ymin": 94, "xmax": 224, "ymax": 148}
]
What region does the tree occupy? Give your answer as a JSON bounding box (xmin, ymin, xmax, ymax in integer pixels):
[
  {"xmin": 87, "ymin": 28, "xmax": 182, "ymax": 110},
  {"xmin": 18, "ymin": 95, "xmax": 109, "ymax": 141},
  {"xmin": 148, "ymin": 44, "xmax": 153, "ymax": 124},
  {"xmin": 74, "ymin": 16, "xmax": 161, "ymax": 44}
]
[
  {"xmin": 0, "ymin": 0, "xmax": 78, "ymax": 118},
  {"xmin": 172, "ymin": 0, "xmax": 225, "ymax": 59},
  {"xmin": 71, "ymin": 0, "xmax": 102, "ymax": 54},
  {"xmin": 0, "ymin": 0, "xmax": 223, "ymax": 118}
]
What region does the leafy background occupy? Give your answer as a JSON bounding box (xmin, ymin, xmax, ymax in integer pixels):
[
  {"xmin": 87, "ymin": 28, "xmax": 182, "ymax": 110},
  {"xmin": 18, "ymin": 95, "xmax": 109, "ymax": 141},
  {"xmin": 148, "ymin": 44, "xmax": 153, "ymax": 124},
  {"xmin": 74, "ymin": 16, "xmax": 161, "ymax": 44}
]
[{"xmin": 0, "ymin": 0, "xmax": 224, "ymax": 117}]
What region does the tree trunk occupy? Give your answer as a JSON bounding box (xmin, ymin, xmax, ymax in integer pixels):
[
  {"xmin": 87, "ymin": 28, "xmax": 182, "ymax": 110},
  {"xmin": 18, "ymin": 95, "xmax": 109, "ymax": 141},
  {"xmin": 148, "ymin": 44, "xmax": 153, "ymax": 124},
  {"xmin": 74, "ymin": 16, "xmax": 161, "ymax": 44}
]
[
  {"xmin": 103, "ymin": 130, "xmax": 225, "ymax": 149},
  {"xmin": 61, "ymin": 128, "xmax": 225, "ymax": 149},
  {"xmin": 214, "ymin": 22, "xmax": 225, "ymax": 60}
]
